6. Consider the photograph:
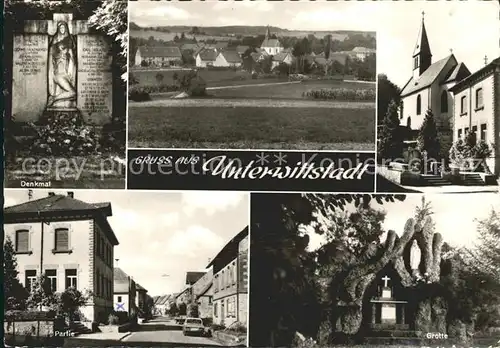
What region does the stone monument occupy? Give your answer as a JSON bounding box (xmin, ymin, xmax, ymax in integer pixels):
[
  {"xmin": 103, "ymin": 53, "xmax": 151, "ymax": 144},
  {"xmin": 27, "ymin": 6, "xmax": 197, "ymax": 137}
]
[{"xmin": 12, "ymin": 13, "xmax": 113, "ymax": 125}]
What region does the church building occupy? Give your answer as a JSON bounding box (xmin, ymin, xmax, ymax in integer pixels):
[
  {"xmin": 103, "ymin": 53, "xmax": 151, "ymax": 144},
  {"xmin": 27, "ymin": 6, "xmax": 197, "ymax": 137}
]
[
  {"xmin": 400, "ymin": 13, "xmax": 471, "ymax": 132},
  {"xmin": 260, "ymin": 26, "xmax": 284, "ymax": 56}
]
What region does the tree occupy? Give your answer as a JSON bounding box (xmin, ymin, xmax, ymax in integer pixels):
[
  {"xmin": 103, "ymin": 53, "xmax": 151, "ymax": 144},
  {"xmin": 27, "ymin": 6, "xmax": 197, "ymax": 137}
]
[
  {"xmin": 4, "ymin": 236, "xmax": 29, "ymax": 310},
  {"xmin": 377, "ymin": 100, "xmax": 404, "ymax": 162},
  {"xmin": 155, "ymin": 72, "xmax": 164, "ymax": 84},
  {"xmin": 169, "ymin": 302, "xmax": 179, "ymax": 317},
  {"xmin": 187, "ymin": 302, "xmax": 200, "ymax": 318},
  {"xmin": 57, "ymin": 287, "xmax": 91, "ymax": 322},
  {"xmin": 26, "ymin": 275, "xmax": 58, "ymax": 310},
  {"xmin": 88, "ymin": 0, "xmax": 128, "ymax": 79},
  {"xmin": 174, "ymin": 35, "xmax": 180, "ymax": 42},
  {"xmin": 180, "ymin": 32, "xmax": 186, "ymax": 40},
  {"xmin": 249, "ymin": 194, "xmax": 406, "ymax": 347},
  {"xmin": 323, "ymin": 35, "xmax": 331, "ymax": 76},
  {"xmin": 377, "ymin": 74, "xmax": 401, "ymax": 126},
  {"xmin": 473, "ymin": 209, "xmax": 500, "ymax": 281},
  {"xmin": 417, "ymin": 109, "xmax": 440, "ymax": 166},
  {"xmin": 178, "ymin": 302, "xmax": 187, "ymax": 316}
]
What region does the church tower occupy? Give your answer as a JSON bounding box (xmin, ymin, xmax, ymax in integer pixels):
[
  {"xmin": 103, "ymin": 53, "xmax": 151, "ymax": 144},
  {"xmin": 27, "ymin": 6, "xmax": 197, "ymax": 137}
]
[
  {"xmin": 265, "ymin": 25, "xmax": 271, "ymax": 40},
  {"xmin": 412, "ymin": 12, "xmax": 432, "ymax": 80}
]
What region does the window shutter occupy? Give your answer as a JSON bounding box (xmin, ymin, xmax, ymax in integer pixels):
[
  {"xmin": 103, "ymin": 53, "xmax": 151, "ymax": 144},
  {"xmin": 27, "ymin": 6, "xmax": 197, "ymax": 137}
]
[
  {"xmin": 55, "ymin": 229, "xmax": 69, "ymax": 250},
  {"xmin": 16, "ymin": 230, "xmax": 29, "ymax": 252}
]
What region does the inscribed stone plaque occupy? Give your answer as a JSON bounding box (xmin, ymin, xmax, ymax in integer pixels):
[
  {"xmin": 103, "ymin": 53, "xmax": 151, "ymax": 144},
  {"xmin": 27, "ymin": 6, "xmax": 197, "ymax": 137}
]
[
  {"xmin": 381, "ymin": 303, "xmax": 396, "ymax": 324},
  {"xmin": 12, "ymin": 34, "xmax": 49, "ymax": 122},
  {"xmin": 77, "ymin": 34, "xmax": 113, "ymax": 125}
]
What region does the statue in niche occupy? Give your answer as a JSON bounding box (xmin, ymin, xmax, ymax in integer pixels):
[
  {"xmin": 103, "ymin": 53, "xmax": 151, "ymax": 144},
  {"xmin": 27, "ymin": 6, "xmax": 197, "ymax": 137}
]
[
  {"xmin": 47, "ymin": 21, "xmax": 77, "ymax": 109},
  {"xmin": 410, "ymin": 239, "xmax": 422, "ymax": 279}
]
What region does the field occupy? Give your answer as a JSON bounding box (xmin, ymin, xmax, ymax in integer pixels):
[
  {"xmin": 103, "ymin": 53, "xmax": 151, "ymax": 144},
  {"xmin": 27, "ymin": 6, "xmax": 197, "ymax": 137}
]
[
  {"xmin": 129, "ymin": 68, "xmax": 376, "ymax": 150},
  {"xmin": 128, "ymin": 101, "xmax": 375, "ymax": 150}
]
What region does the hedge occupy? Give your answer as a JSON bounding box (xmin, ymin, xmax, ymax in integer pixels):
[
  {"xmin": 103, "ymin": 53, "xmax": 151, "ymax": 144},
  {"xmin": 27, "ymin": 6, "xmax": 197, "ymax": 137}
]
[
  {"xmin": 5, "ymin": 310, "xmax": 57, "ymax": 321},
  {"xmin": 303, "ymin": 88, "xmax": 375, "ymax": 101}
]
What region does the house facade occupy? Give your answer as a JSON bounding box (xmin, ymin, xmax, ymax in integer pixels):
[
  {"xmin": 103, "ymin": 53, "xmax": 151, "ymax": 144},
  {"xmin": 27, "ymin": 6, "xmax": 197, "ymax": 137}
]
[
  {"xmin": 192, "ymin": 269, "xmax": 213, "ymax": 319},
  {"xmin": 135, "ymin": 46, "xmax": 183, "ymax": 67},
  {"xmin": 214, "ymin": 51, "xmax": 242, "ymax": 68},
  {"xmin": 271, "ymin": 52, "xmax": 293, "ymax": 69},
  {"xmin": 196, "ymin": 48, "xmax": 217, "ymax": 67},
  {"xmin": 3, "ymin": 192, "xmax": 119, "ymax": 323},
  {"xmin": 450, "ymin": 58, "xmax": 500, "ymax": 176},
  {"xmin": 351, "ymin": 46, "xmax": 376, "ymax": 61},
  {"xmin": 210, "ymin": 227, "xmax": 249, "ymax": 327},
  {"xmin": 399, "ymin": 16, "xmax": 471, "ymax": 132},
  {"xmin": 113, "ymin": 268, "xmax": 137, "ymax": 319},
  {"xmin": 135, "ymin": 283, "xmax": 148, "ymax": 315}
]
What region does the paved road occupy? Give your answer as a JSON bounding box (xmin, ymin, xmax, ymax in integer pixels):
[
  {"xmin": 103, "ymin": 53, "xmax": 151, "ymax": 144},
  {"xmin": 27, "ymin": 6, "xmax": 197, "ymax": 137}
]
[{"xmin": 123, "ymin": 317, "xmax": 221, "ymax": 347}]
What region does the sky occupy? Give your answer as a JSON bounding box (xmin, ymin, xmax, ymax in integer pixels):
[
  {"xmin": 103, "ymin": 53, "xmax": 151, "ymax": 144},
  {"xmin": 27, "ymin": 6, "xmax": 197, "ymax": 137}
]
[
  {"xmin": 130, "ymin": 0, "xmax": 499, "ymax": 89},
  {"xmin": 129, "ymin": 0, "xmax": 381, "ymax": 31},
  {"xmin": 4, "ymin": 190, "xmax": 249, "ymax": 297},
  {"xmin": 306, "ymin": 193, "xmax": 500, "ymax": 252},
  {"xmin": 376, "ymin": 0, "xmax": 499, "ymax": 87}
]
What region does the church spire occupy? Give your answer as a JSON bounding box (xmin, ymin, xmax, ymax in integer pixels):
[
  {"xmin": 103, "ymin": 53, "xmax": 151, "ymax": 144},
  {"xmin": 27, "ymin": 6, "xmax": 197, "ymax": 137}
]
[
  {"xmin": 412, "ymin": 11, "xmax": 432, "ymax": 79},
  {"xmin": 265, "ymin": 25, "xmax": 271, "ymax": 39}
]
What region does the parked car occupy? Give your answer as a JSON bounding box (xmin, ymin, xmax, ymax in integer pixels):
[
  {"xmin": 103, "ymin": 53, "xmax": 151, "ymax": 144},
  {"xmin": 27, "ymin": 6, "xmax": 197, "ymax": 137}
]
[{"xmin": 182, "ymin": 318, "xmax": 210, "ymax": 336}]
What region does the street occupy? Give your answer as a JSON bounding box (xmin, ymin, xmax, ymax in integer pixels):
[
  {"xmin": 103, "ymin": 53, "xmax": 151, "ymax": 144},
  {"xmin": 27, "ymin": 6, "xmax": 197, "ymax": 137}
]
[
  {"xmin": 123, "ymin": 317, "xmax": 221, "ymax": 346},
  {"xmin": 64, "ymin": 317, "xmax": 222, "ymax": 347}
]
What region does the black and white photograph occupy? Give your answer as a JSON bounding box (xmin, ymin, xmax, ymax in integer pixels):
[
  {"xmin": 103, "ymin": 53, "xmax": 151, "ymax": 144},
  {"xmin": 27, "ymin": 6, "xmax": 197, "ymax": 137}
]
[
  {"xmin": 249, "ymin": 192, "xmax": 500, "ymax": 348},
  {"xmin": 4, "ymin": 0, "xmax": 127, "ymax": 189},
  {"xmin": 376, "ymin": 0, "xmax": 500, "ymax": 193},
  {"xmin": 3, "ymin": 190, "xmax": 249, "ymax": 347},
  {"xmin": 128, "ymin": 0, "xmax": 376, "ymax": 150}
]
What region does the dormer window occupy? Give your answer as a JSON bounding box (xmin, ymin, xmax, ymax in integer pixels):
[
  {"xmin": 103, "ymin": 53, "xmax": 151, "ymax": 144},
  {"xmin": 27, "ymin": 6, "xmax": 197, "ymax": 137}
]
[{"xmin": 414, "ymin": 56, "xmax": 419, "ymax": 69}]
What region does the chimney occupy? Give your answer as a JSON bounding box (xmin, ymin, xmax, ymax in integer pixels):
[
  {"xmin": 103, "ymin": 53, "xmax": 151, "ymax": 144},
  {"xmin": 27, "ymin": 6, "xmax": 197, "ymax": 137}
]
[
  {"xmin": 67, "ymin": 192, "xmax": 74, "ymax": 198},
  {"xmin": 48, "ymin": 192, "xmax": 55, "ymax": 197}
]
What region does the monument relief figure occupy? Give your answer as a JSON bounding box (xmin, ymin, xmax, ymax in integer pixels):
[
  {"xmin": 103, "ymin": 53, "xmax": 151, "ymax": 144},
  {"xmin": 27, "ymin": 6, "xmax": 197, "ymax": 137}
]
[
  {"xmin": 47, "ymin": 21, "xmax": 77, "ymax": 109},
  {"xmin": 410, "ymin": 240, "xmax": 422, "ymax": 278}
]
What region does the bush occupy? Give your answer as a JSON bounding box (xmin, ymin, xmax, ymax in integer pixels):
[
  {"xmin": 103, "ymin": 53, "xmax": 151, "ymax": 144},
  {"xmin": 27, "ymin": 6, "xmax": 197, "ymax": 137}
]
[
  {"xmin": 128, "ymin": 86, "xmax": 152, "ymax": 102},
  {"xmin": 303, "ymin": 88, "xmax": 375, "ymax": 101},
  {"xmin": 108, "ymin": 314, "xmax": 119, "ymax": 325},
  {"xmin": 211, "ymin": 324, "xmax": 226, "ymax": 331},
  {"xmin": 31, "ymin": 114, "xmax": 101, "ymax": 156},
  {"xmin": 202, "ymin": 317, "xmax": 213, "ymax": 327},
  {"xmin": 228, "ymin": 322, "xmax": 247, "ymax": 334},
  {"xmin": 5, "ymin": 310, "xmax": 56, "ymax": 321}
]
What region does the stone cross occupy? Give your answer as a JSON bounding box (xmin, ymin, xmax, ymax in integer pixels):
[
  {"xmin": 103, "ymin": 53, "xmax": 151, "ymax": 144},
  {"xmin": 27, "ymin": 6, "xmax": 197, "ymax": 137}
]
[
  {"xmin": 12, "ymin": 13, "xmax": 113, "ymax": 125},
  {"xmin": 382, "ymin": 275, "xmax": 390, "ymax": 288},
  {"xmin": 484, "ymin": 55, "xmax": 489, "ymax": 65},
  {"xmin": 422, "ymin": 11, "xmax": 425, "ymax": 21}
]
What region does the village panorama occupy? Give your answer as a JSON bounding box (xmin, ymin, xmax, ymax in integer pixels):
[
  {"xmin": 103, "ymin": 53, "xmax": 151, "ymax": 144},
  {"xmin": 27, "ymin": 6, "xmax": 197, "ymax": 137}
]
[{"xmin": 128, "ymin": 1, "xmax": 376, "ymax": 150}]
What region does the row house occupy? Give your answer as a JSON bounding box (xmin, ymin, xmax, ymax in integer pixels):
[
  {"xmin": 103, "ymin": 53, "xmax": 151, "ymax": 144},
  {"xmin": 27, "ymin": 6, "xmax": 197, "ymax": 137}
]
[
  {"xmin": 450, "ymin": 57, "xmax": 500, "ymax": 176},
  {"xmin": 209, "ymin": 226, "xmax": 249, "ymax": 327},
  {"xmin": 191, "ymin": 269, "xmax": 214, "ymax": 319},
  {"xmin": 4, "ymin": 192, "xmax": 119, "ymax": 323},
  {"xmin": 113, "ymin": 267, "xmax": 137, "ymax": 320},
  {"xmin": 134, "ymin": 46, "xmax": 183, "ymax": 67}
]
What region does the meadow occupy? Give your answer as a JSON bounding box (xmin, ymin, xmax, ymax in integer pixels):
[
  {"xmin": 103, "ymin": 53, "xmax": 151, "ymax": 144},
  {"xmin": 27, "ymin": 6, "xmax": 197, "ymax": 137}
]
[
  {"xmin": 128, "ymin": 103, "xmax": 375, "ymax": 150},
  {"xmin": 128, "ymin": 67, "xmax": 376, "ymax": 150}
]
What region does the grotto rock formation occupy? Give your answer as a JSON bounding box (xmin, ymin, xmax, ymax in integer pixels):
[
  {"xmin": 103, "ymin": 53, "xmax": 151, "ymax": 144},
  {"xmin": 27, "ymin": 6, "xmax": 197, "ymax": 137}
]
[{"xmin": 331, "ymin": 216, "xmax": 446, "ymax": 337}]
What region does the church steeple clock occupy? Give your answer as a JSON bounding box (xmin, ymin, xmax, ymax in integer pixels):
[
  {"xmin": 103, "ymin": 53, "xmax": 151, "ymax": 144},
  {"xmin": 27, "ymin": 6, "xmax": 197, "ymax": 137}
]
[{"xmin": 412, "ymin": 11, "xmax": 432, "ymax": 80}]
